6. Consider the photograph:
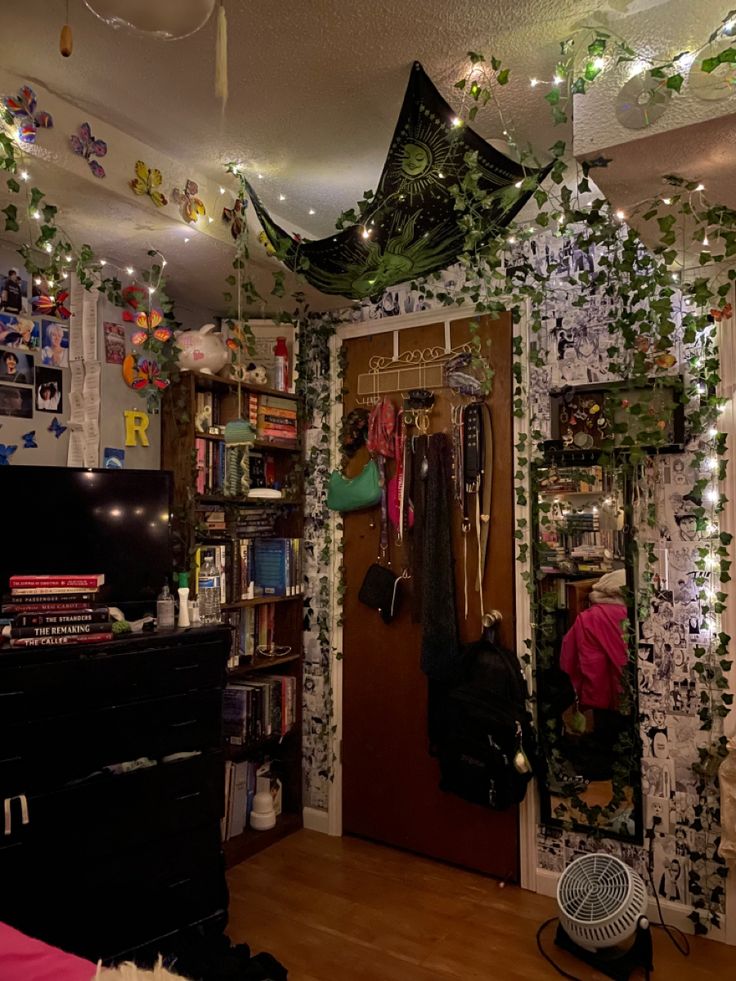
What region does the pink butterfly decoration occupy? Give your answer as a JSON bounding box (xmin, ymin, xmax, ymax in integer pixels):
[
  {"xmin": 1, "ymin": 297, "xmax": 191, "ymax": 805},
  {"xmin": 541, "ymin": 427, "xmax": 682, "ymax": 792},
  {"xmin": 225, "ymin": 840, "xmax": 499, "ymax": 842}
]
[
  {"xmin": 3, "ymin": 85, "xmax": 53, "ymax": 144},
  {"xmin": 69, "ymin": 122, "xmax": 107, "ymax": 178}
]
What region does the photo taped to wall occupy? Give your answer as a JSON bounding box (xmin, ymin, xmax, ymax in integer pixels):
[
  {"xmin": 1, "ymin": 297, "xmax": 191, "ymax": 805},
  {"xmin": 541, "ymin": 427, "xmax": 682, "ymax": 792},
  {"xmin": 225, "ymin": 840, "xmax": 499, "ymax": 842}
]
[
  {"xmin": 0, "ymin": 347, "xmax": 34, "ymax": 386},
  {"xmin": 0, "ymin": 382, "xmax": 33, "ymax": 418}
]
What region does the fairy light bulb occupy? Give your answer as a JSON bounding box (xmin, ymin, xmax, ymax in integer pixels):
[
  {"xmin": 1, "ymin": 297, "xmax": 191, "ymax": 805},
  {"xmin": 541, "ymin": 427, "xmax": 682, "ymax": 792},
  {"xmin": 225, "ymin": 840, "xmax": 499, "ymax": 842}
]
[
  {"xmin": 592, "ymin": 57, "xmax": 605, "ymax": 70},
  {"xmin": 162, "ymin": 258, "xmax": 167, "ymax": 267},
  {"xmin": 20, "ymin": 170, "xmax": 29, "ymax": 181},
  {"xmin": 361, "ymin": 227, "xmax": 371, "ymax": 239},
  {"xmin": 34, "ymin": 276, "xmax": 41, "ymax": 285},
  {"xmin": 514, "ymin": 180, "xmax": 522, "ymax": 189},
  {"xmin": 279, "ymin": 194, "xmax": 286, "ymax": 201},
  {"xmin": 696, "ymin": 183, "xmax": 705, "ymax": 191},
  {"xmin": 32, "ymin": 210, "xmax": 41, "ymax": 219},
  {"xmin": 705, "ymin": 554, "xmax": 718, "ymax": 568},
  {"xmin": 184, "ymin": 237, "xmax": 190, "ymax": 244},
  {"xmin": 451, "ymin": 116, "xmax": 463, "ymax": 127},
  {"xmin": 100, "ymin": 259, "xmax": 107, "ymax": 266},
  {"xmin": 508, "ymin": 235, "xmax": 517, "ymax": 244},
  {"xmin": 615, "ymin": 209, "xmax": 625, "ymax": 220},
  {"xmin": 208, "ymin": 216, "xmax": 214, "ymax": 223},
  {"xmin": 530, "ymin": 78, "xmax": 539, "ymax": 87},
  {"xmin": 662, "ymin": 197, "xmax": 672, "ymax": 205},
  {"xmin": 257, "ymin": 173, "xmax": 264, "ymax": 179},
  {"xmin": 709, "ymin": 427, "xmax": 718, "ymax": 439},
  {"xmin": 44, "ymin": 243, "xmax": 52, "ymax": 253},
  {"xmin": 126, "ymin": 266, "xmax": 134, "ymax": 275},
  {"xmin": 308, "ymin": 208, "xmax": 316, "ymax": 215},
  {"xmin": 47, "ymin": 278, "xmax": 54, "ymax": 289},
  {"xmin": 219, "ymin": 187, "xmax": 225, "ymax": 195},
  {"xmin": 702, "ymin": 232, "xmax": 710, "ymax": 248},
  {"xmin": 65, "ymin": 254, "xmax": 72, "ymax": 262},
  {"xmin": 706, "ymin": 456, "xmax": 718, "ymax": 471},
  {"xmin": 553, "ymin": 75, "xmax": 563, "ymax": 85},
  {"xmin": 148, "ymin": 286, "xmax": 155, "ymax": 295},
  {"xmin": 705, "ymin": 487, "xmax": 720, "ymax": 504}
]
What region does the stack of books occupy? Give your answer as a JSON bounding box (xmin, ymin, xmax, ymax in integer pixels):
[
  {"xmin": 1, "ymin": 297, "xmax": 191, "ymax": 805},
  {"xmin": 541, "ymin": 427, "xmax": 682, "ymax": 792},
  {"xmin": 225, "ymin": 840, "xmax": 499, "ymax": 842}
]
[
  {"xmin": 2, "ymin": 574, "xmax": 112, "ymax": 647},
  {"xmin": 252, "ymin": 538, "xmax": 303, "ymax": 597},
  {"xmin": 256, "ymin": 395, "xmax": 297, "ymax": 444},
  {"xmin": 224, "ymin": 675, "xmax": 297, "ymax": 746}
]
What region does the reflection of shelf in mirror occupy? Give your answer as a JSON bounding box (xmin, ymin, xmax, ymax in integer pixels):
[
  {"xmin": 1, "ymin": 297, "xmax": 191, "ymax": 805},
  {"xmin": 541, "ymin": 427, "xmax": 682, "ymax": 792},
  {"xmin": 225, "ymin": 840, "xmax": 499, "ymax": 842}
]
[{"xmin": 539, "ymin": 490, "xmax": 605, "ymax": 499}]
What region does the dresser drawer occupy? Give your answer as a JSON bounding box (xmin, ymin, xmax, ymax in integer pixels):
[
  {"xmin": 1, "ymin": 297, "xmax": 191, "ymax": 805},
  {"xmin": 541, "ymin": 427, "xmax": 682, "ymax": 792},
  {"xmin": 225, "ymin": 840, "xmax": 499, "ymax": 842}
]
[{"xmin": 0, "ymin": 689, "xmax": 223, "ymax": 795}]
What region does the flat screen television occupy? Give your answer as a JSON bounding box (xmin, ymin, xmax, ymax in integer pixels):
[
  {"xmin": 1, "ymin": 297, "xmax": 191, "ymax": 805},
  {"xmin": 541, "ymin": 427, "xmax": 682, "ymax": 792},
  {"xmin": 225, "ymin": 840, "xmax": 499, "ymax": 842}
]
[{"xmin": 0, "ymin": 466, "xmax": 172, "ymax": 618}]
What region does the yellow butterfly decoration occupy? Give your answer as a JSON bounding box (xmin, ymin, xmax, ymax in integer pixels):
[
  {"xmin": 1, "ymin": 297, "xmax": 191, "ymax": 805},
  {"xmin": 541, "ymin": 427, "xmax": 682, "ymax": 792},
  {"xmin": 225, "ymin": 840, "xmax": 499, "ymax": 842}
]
[
  {"xmin": 129, "ymin": 160, "xmax": 168, "ymax": 208},
  {"xmin": 258, "ymin": 231, "xmax": 276, "ymax": 257}
]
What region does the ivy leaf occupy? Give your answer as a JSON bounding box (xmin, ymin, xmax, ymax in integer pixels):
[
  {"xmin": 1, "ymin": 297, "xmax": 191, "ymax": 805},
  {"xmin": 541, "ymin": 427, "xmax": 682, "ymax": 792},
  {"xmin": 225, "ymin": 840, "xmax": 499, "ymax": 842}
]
[
  {"xmin": 545, "ymin": 89, "xmax": 561, "ymax": 105},
  {"xmin": 497, "ymin": 68, "xmax": 510, "ymax": 86},
  {"xmin": 29, "ymin": 187, "xmax": 44, "ymax": 209},
  {"xmin": 666, "ymin": 73, "xmax": 684, "ymax": 92},
  {"xmin": 2, "ymin": 203, "xmax": 18, "ymax": 232},
  {"xmin": 42, "ymin": 203, "xmax": 57, "ymax": 223},
  {"xmin": 468, "ymin": 105, "xmax": 479, "ymax": 121},
  {"xmin": 454, "ymin": 78, "xmax": 466, "ymax": 90},
  {"xmin": 702, "ymin": 57, "xmax": 720, "ymax": 73},
  {"xmin": 491, "ymin": 55, "xmax": 501, "ymax": 71},
  {"xmin": 549, "ymin": 140, "xmax": 566, "ymax": 158},
  {"xmin": 6, "ymin": 177, "xmax": 19, "ymax": 193},
  {"xmin": 571, "ymin": 77, "xmax": 587, "ymax": 94},
  {"xmin": 649, "ymin": 67, "xmax": 667, "ymax": 79}
]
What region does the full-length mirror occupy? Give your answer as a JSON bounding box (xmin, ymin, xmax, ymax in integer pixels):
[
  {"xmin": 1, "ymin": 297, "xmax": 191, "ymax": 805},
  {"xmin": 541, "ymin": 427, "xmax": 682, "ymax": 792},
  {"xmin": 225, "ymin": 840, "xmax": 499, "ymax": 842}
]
[{"xmin": 533, "ymin": 453, "xmax": 643, "ymax": 842}]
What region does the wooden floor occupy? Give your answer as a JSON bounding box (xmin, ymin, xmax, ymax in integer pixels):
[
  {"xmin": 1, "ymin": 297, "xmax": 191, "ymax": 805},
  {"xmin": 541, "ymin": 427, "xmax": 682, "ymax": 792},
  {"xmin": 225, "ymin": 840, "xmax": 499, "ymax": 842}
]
[{"xmin": 227, "ymin": 830, "xmax": 736, "ymax": 980}]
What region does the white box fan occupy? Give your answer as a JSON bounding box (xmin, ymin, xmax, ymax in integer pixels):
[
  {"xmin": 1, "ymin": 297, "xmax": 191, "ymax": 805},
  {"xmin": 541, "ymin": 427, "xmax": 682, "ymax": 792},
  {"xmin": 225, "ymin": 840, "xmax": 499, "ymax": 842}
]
[{"xmin": 557, "ymin": 852, "xmax": 649, "ymax": 950}]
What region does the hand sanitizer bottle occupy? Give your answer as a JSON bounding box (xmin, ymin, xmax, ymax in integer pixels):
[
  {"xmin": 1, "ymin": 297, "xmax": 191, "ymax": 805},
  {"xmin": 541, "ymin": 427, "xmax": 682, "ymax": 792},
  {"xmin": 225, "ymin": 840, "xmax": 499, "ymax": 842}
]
[
  {"xmin": 177, "ymin": 571, "xmax": 190, "ymax": 628},
  {"xmin": 157, "ymin": 581, "xmax": 175, "ymax": 629}
]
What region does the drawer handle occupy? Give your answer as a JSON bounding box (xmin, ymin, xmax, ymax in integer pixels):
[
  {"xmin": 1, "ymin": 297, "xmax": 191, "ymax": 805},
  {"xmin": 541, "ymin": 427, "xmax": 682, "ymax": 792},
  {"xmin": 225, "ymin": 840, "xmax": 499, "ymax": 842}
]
[
  {"xmin": 168, "ymin": 877, "xmax": 192, "ymax": 890},
  {"xmin": 169, "ymin": 719, "xmax": 197, "ymax": 729},
  {"xmin": 175, "ymin": 791, "xmax": 201, "ymax": 802},
  {"xmin": 0, "ymin": 691, "xmax": 22, "ymax": 698},
  {"xmin": 0, "ymin": 756, "xmax": 22, "ymax": 765},
  {"xmin": 174, "ymin": 664, "xmax": 198, "ymax": 672}
]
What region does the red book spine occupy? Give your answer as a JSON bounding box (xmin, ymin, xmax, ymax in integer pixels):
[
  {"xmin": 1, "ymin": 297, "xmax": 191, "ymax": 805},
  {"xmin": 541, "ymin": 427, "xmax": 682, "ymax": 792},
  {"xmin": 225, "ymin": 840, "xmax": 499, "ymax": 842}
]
[
  {"xmin": 9, "ymin": 632, "xmax": 114, "ymax": 647},
  {"xmin": 9, "ymin": 576, "xmax": 102, "ymax": 589}
]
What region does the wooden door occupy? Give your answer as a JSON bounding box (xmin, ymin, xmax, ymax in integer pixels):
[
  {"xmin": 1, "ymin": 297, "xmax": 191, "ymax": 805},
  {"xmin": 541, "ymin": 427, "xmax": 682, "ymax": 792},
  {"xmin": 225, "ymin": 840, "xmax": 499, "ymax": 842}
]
[{"xmin": 341, "ymin": 315, "xmax": 519, "ymax": 880}]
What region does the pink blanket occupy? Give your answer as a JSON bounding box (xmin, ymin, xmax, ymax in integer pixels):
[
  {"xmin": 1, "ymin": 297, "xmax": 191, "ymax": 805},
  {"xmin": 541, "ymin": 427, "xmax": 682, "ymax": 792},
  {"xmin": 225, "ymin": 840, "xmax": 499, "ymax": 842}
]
[
  {"xmin": 560, "ymin": 603, "xmax": 628, "ymax": 710},
  {"xmin": 0, "ymin": 922, "xmax": 95, "ymax": 981}
]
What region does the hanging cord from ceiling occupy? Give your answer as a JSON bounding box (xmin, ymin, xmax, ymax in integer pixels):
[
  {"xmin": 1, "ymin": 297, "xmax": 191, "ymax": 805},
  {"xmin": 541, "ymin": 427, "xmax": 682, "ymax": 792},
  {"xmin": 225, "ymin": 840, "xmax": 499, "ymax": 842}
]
[{"xmin": 215, "ymin": 0, "xmax": 228, "ymax": 108}]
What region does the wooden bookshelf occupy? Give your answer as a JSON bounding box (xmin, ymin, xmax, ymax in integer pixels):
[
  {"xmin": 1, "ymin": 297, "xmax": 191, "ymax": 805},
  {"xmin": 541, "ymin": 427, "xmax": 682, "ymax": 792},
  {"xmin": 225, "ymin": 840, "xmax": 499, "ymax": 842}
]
[
  {"xmin": 161, "ymin": 366, "xmax": 305, "ymax": 868},
  {"xmin": 223, "ymin": 812, "xmax": 303, "ymax": 868}
]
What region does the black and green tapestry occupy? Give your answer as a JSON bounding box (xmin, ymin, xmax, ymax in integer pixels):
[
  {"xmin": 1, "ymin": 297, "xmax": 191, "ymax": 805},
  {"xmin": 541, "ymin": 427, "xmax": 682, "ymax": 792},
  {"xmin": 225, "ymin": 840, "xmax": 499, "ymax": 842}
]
[{"xmin": 245, "ymin": 61, "xmax": 546, "ymax": 300}]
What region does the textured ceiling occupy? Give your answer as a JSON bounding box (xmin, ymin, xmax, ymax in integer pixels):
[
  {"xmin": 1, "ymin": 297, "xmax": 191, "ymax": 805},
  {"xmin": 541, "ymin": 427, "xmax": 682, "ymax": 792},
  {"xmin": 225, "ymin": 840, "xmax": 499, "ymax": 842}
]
[{"xmin": 0, "ymin": 0, "xmax": 731, "ymax": 314}]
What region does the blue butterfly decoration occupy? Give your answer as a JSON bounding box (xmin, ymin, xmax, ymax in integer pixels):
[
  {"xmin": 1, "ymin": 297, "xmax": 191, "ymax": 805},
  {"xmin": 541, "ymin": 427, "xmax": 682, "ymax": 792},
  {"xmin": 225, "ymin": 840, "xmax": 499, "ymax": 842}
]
[
  {"xmin": 0, "ymin": 444, "xmax": 17, "ymax": 465},
  {"xmin": 22, "ymin": 431, "xmax": 37, "ymax": 449},
  {"xmin": 48, "ymin": 417, "xmax": 67, "ymax": 439}
]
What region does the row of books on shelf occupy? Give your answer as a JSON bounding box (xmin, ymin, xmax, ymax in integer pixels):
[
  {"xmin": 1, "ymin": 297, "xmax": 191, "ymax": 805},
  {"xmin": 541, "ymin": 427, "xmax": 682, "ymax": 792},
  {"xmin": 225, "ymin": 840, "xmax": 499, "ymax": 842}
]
[
  {"xmin": 196, "ymin": 537, "xmax": 303, "ymax": 605},
  {"xmin": 540, "ymin": 466, "xmax": 604, "ymax": 495},
  {"xmin": 195, "ymin": 444, "xmax": 286, "ymax": 498},
  {"xmin": 225, "ymin": 604, "xmax": 277, "ymax": 668},
  {"xmin": 1, "ymin": 574, "xmax": 111, "ymax": 647},
  {"xmin": 224, "ymin": 675, "xmax": 297, "ymax": 746},
  {"xmin": 222, "ymin": 759, "xmax": 282, "ymax": 841},
  {"xmin": 197, "ymin": 506, "xmax": 278, "ymax": 537}
]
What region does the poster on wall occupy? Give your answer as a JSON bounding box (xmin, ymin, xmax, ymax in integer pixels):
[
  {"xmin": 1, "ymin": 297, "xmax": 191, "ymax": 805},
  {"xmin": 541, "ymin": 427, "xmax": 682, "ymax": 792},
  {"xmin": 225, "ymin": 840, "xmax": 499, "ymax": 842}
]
[
  {"xmin": 0, "ymin": 383, "xmax": 33, "ymax": 418},
  {"xmin": 0, "ymin": 313, "xmax": 38, "ymax": 350},
  {"xmin": 0, "ymin": 267, "xmax": 29, "ymax": 315},
  {"xmin": 35, "ymin": 365, "xmax": 62, "ymax": 413},
  {"xmin": 39, "ymin": 320, "xmax": 69, "ymax": 367},
  {"xmin": 103, "ymin": 322, "xmax": 126, "ymax": 364},
  {"xmin": 0, "ymin": 349, "xmax": 34, "ymax": 386}
]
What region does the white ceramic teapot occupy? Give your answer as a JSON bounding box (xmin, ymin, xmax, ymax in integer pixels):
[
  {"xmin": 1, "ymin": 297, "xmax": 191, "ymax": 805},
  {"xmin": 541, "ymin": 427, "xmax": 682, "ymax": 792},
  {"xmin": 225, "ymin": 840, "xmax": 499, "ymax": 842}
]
[{"xmin": 175, "ymin": 323, "xmax": 228, "ymax": 375}]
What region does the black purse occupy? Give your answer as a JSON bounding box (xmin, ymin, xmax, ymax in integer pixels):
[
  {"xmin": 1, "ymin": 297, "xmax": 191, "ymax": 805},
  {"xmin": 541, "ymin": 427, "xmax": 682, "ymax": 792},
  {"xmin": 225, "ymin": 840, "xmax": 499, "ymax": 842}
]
[{"xmin": 358, "ymin": 564, "xmax": 405, "ymax": 624}]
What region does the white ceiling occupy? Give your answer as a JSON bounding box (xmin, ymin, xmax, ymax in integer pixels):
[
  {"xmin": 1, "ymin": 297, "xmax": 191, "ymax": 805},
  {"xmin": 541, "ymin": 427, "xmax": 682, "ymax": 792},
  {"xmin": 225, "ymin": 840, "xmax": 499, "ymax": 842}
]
[{"xmin": 0, "ymin": 0, "xmax": 732, "ymax": 316}]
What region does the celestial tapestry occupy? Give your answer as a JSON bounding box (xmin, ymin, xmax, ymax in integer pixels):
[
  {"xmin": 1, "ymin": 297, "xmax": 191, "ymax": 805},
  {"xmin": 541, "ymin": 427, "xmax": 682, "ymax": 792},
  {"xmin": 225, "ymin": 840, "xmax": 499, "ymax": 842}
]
[{"xmin": 245, "ymin": 61, "xmax": 546, "ymax": 300}]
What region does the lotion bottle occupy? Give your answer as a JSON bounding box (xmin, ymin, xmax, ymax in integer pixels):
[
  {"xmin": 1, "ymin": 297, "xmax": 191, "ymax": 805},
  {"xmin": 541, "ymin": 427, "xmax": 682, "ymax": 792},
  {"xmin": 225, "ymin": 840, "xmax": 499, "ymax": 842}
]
[{"xmin": 177, "ymin": 571, "xmax": 190, "ymax": 628}]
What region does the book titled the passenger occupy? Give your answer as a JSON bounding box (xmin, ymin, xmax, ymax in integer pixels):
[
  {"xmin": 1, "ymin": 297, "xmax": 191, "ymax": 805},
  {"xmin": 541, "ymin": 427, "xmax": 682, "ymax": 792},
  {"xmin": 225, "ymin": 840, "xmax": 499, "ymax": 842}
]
[
  {"xmin": 1, "ymin": 596, "xmax": 98, "ymax": 613},
  {"xmin": 9, "ymin": 632, "xmax": 114, "ymax": 648},
  {"xmin": 9, "ymin": 574, "xmax": 105, "ymax": 590}
]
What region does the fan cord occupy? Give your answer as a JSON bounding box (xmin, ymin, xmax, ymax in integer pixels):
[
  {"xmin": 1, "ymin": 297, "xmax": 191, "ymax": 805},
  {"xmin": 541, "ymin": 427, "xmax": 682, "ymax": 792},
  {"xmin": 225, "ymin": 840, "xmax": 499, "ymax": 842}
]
[{"xmin": 535, "ymin": 918, "xmax": 583, "ymax": 981}]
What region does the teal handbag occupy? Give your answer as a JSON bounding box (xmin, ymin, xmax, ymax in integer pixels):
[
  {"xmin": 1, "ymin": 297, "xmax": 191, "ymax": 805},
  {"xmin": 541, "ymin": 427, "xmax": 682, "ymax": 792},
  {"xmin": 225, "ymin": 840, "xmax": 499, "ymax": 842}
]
[{"xmin": 326, "ymin": 459, "xmax": 382, "ymax": 512}]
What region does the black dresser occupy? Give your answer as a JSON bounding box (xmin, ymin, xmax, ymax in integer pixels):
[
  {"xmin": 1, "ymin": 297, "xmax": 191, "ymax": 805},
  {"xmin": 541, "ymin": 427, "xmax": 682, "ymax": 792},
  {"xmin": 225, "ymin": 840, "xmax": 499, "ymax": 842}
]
[{"xmin": 0, "ymin": 625, "xmax": 230, "ymax": 962}]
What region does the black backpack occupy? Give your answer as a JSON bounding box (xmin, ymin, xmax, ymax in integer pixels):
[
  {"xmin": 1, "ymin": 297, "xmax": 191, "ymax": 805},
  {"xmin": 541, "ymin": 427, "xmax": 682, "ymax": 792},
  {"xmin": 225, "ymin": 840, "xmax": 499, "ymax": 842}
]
[{"xmin": 437, "ymin": 639, "xmax": 538, "ymax": 810}]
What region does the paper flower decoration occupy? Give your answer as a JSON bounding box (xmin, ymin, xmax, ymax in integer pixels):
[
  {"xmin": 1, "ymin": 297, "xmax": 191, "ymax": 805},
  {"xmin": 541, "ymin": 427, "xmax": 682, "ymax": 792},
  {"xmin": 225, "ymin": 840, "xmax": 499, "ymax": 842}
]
[
  {"xmin": 2, "ymin": 85, "xmax": 53, "ymax": 144},
  {"xmin": 32, "ymin": 289, "xmax": 71, "ymax": 320},
  {"xmin": 22, "ymin": 431, "xmax": 37, "ymax": 448},
  {"xmin": 130, "ymin": 160, "xmax": 167, "ymax": 207},
  {"xmin": 223, "ymin": 197, "xmax": 246, "ymax": 239},
  {"xmin": 0, "ymin": 444, "xmax": 17, "ymax": 464},
  {"xmin": 70, "ymin": 122, "xmax": 107, "ymax": 178},
  {"xmin": 257, "ymin": 230, "xmax": 276, "ymax": 257},
  {"xmin": 173, "ymin": 179, "xmax": 206, "ymax": 223}
]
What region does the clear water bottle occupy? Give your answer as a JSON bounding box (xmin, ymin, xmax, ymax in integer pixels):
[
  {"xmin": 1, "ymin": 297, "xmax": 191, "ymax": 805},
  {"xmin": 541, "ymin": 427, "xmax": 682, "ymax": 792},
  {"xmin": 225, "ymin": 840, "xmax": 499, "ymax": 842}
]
[{"xmin": 198, "ymin": 552, "xmax": 221, "ymax": 624}]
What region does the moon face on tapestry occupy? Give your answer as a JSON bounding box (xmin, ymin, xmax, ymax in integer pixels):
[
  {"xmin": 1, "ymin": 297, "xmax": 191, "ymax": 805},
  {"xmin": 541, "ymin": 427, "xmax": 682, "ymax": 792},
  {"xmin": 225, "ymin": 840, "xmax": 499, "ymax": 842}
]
[{"xmin": 247, "ymin": 62, "xmax": 548, "ymax": 300}]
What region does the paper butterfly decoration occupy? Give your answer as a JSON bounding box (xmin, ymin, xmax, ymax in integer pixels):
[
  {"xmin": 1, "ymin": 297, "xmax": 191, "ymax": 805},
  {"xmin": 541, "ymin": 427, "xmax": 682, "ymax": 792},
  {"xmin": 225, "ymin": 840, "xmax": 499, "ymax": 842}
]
[
  {"xmin": 130, "ymin": 160, "xmax": 168, "ymax": 208},
  {"xmin": 32, "ymin": 289, "xmax": 71, "ymax": 320},
  {"xmin": 257, "ymin": 230, "xmax": 276, "ymax": 257},
  {"xmin": 711, "ymin": 304, "xmax": 733, "ymax": 322},
  {"xmin": 173, "ymin": 179, "xmax": 206, "ymax": 223},
  {"xmin": 131, "ymin": 308, "xmax": 173, "ymax": 346},
  {"xmin": 22, "ymin": 431, "xmax": 37, "ymax": 449},
  {"xmin": 121, "ymin": 283, "xmax": 148, "ymax": 322},
  {"xmin": 69, "ymin": 122, "xmax": 107, "ymax": 178},
  {"xmin": 0, "ymin": 444, "xmax": 17, "ymax": 465},
  {"xmin": 48, "ymin": 417, "xmax": 67, "ymax": 439},
  {"xmin": 2, "ymin": 85, "xmax": 53, "ymax": 144},
  {"xmin": 222, "ymin": 197, "xmax": 246, "ymax": 239},
  {"xmin": 133, "ymin": 358, "xmax": 169, "ymax": 391}
]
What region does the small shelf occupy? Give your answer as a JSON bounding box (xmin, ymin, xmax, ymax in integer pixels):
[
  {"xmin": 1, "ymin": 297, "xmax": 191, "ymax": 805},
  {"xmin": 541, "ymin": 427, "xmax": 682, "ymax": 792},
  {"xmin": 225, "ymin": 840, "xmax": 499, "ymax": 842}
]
[
  {"xmin": 223, "ymin": 811, "xmax": 302, "ymax": 868},
  {"xmin": 225, "ymin": 727, "xmax": 297, "ymax": 761},
  {"xmin": 193, "ymin": 375, "xmax": 299, "ymax": 401},
  {"xmin": 222, "ymin": 595, "xmax": 303, "ymax": 610},
  {"xmin": 194, "ymin": 493, "xmax": 297, "ymax": 507},
  {"xmin": 194, "ymin": 431, "xmax": 300, "ymax": 452},
  {"xmin": 228, "ymin": 651, "xmax": 302, "ymax": 676}
]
